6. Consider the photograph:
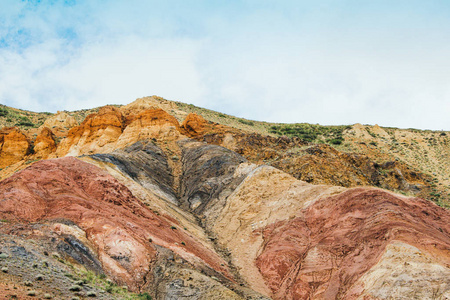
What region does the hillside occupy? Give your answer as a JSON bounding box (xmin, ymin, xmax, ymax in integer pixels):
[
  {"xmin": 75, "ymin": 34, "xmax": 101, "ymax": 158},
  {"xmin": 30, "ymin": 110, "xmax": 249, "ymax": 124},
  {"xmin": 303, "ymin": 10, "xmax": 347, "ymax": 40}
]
[
  {"xmin": 0, "ymin": 96, "xmax": 449, "ymax": 299},
  {"xmin": 1, "ymin": 96, "xmax": 449, "ymax": 208}
]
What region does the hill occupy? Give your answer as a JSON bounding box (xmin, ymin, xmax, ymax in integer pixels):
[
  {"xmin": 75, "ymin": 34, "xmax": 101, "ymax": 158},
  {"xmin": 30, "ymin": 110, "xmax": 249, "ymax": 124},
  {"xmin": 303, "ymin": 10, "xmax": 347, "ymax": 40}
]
[{"xmin": 0, "ymin": 96, "xmax": 449, "ymax": 299}]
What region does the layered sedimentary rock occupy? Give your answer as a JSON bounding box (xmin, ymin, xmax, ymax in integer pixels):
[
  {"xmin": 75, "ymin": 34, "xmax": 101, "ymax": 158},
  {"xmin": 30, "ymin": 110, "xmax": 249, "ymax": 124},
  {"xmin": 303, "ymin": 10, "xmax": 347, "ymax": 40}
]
[
  {"xmin": 0, "ymin": 99, "xmax": 449, "ymax": 299},
  {"xmin": 41, "ymin": 110, "xmax": 78, "ymax": 131},
  {"xmin": 0, "ymin": 156, "xmax": 234, "ymax": 295},
  {"xmin": 177, "ymin": 141, "xmax": 450, "ymax": 299},
  {"xmin": 55, "ymin": 107, "xmax": 182, "ymax": 158},
  {"xmin": 120, "ymin": 96, "xmax": 179, "ymax": 117},
  {"xmin": 181, "ymin": 113, "xmax": 207, "ymax": 137},
  {"xmin": 33, "ymin": 127, "xmax": 57, "ymax": 159},
  {"xmin": 0, "ymin": 138, "xmax": 449, "ymax": 299},
  {"xmin": 179, "ymin": 139, "xmax": 249, "ymax": 216},
  {"xmin": 55, "ymin": 106, "xmax": 125, "ymax": 157},
  {"xmin": 198, "ymin": 132, "xmax": 431, "ymax": 198},
  {"xmin": 0, "ymin": 127, "xmax": 30, "ymax": 168},
  {"xmin": 115, "ymin": 108, "xmax": 181, "ymax": 148},
  {"xmin": 255, "ymin": 188, "xmax": 450, "ymax": 299}
]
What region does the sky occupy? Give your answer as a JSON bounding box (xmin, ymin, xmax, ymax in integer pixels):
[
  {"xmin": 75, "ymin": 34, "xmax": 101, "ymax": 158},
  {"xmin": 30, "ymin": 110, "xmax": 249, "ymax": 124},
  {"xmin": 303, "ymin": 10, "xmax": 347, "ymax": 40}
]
[{"xmin": 0, "ymin": 0, "xmax": 449, "ymax": 130}]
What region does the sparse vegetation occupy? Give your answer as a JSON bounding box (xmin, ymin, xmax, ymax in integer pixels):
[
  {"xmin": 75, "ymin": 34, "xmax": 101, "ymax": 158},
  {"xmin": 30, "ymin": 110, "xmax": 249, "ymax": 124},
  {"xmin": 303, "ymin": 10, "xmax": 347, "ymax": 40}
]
[
  {"xmin": 0, "ymin": 105, "xmax": 50, "ymax": 129},
  {"xmin": 61, "ymin": 265, "xmax": 154, "ymax": 299},
  {"xmin": 238, "ymin": 119, "xmax": 255, "ymax": 126},
  {"xmin": 0, "ymin": 107, "xmax": 8, "ymax": 117},
  {"xmin": 269, "ymin": 123, "xmax": 351, "ymax": 145}
]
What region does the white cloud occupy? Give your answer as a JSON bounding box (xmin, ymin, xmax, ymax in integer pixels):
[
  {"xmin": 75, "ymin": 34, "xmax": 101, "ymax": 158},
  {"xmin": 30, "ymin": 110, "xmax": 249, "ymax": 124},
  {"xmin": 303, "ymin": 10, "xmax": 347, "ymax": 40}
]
[{"xmin": 0, "ymin": 1, "xmax": 449, "ymax": 130}]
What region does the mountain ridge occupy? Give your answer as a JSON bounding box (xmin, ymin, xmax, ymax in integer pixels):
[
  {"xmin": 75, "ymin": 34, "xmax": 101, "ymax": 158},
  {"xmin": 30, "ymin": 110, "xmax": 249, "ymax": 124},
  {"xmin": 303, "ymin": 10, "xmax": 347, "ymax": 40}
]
[{"xmin": 1, "ymin": 96, "xmax": 448, "ymax": 208}]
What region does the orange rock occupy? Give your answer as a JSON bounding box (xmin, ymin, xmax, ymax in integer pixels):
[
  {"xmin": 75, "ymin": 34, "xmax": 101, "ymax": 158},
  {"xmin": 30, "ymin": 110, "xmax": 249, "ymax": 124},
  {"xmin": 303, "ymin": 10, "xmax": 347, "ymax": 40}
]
[
  {"xmin": 129, "ymin": 108, "xmax": 180, "ymax": 128},
  {"xmin": 56, "ymin": 106, "xmax": 125, "ymax": 156},
  {"xmin": 115, "ymin": 109, "xmax": 182, "ymax": 148},
  {"xmin": 33, "ymin": 127, "xmax": 57, "ymax": 159},
  {"xmin": 121, "ymin": 96, "xmax": 178, "ymax": 117},
  {"xmin": 42, "ymin": 111, "xmax": 78, "ymax": 131},
  {"xmin": 181, "ymin": 113, "xmax": 207, "ymax": 136},
  {"xmin": 0, "ymin": 127, "xmax": 30, "ymax": 168}
]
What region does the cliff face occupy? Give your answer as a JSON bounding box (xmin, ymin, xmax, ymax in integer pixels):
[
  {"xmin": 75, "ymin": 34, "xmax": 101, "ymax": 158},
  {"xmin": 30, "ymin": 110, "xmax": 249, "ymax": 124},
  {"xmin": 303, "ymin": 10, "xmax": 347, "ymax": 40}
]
[
  {"xmin": 0, "ymin": 127, "xmax": 30, "ymax": 168},
  {"xmin": 0, "ymin": 98, "xmax": 449, "ymax": 299}
]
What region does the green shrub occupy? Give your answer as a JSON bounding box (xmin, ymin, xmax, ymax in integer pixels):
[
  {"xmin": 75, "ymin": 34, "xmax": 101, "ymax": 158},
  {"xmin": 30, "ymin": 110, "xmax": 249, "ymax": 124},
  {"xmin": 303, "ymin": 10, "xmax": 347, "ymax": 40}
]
[
  {"xmin": 69, "ymin": 285, "xmax": 82, "ymax": 291},
  {"xmin": 137, "ymin": 293, "xmax": 152, "ymax": 300},
  {"xmin": 238, "ymin": 119, "xmax": 254, "ymax": 126},
  {"xmin": 16, "ymin": 120, "xmax": 35, "ymax": 127},
  {"xmin": 328, "ymin": 138, "xmax": 343, "ymax": 145},
  {"xmin": 269, "ymin": 123, "xmax": 350, "ymax": 144},
  {"xmin": 86, "ymin": 291, "xmax": 97, "ymax": 297}
]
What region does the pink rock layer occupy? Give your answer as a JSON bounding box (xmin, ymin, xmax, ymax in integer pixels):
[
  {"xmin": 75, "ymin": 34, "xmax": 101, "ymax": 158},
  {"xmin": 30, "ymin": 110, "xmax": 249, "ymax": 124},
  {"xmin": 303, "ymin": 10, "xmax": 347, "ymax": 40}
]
[
  {"xmin": 0, "ymin": 157, "xmax": 232, "ymax": 291},
  {"xmin": 256, "ymin": 188, "xmax": 450, "ymax": 299}
]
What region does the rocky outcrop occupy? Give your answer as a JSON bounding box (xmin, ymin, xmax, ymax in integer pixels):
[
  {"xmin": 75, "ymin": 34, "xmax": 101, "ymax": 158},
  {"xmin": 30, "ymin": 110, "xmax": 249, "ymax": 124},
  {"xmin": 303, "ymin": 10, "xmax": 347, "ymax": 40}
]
[
  {"xmin": 55, "ymin": 106, "xmax": 125, "ymax": 157},
  {"xmin": 115, "ymin": 108, "xmax": 181, "ymax": 148},
  {"xmin": 91, "ymin": 140, "xmax": 177, "ymax": 204},
  {"xmin": 271, "ymin": 144, "xmax": 430, "ymax": 195},
  {"xmin": 33, "ymin": 127, "xmax": 56, "ymax": 159},
  {"xmin": 54, "ymin": 107, "xmax": 183, "ymax": 158},
  {"xmin": 197, "ymin": 132, "xmax": 431, "ymax": 198},
  {"xmin": 41, "ymin": 111, "xmax": 78, "ymax": 131},
  {"xmin": 351, "ymin": 241, "xmax": 450, "ymax": 299},
  {"xmin": 0, "ymin": 137, "xmax": 449, "ymax": 299},
  {"xmin": 0, "ymin": 127, "xmax": 30, "ymax": 168},
  {"xmin": 256, "ymin": 188, "xmax": 450, "ymax": 299},
  {"xmin": 201, "ymin": 132, "xmax": 307, "ymax": 162},
  {"xmin": 121, "ymin": 96, "xmax": 178, "ymax": 117},
  {"xmin": 181, "ymin": 113, "xmax": 207, "ymax": 137},
  {"xmin": 179, "ymin": 139, "xmax": 249, "ymax": 218}
]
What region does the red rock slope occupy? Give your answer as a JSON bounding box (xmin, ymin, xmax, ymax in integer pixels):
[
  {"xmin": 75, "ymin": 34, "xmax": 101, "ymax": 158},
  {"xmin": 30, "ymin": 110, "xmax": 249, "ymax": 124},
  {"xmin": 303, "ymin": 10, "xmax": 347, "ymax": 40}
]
[
  {"xmin": 0, "ymin": 157, "xmax": 233, "ymax": 293},
  {"xmin": 256, "ymin": 188, "xmax": 450, "ymax": 299}
]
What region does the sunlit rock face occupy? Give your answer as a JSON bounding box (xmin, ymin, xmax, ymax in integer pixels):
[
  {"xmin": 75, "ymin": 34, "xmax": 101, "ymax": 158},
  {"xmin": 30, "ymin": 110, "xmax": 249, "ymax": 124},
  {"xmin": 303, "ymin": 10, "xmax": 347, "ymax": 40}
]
[{"xmin": 0, "ymin": 127, "xmax": 30, "ymax": 168}]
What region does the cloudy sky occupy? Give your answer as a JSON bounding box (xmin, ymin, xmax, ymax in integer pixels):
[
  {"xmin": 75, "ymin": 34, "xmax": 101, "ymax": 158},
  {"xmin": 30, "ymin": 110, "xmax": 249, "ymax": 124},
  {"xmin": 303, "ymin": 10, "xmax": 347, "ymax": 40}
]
[{"xmin": 1, "ymin": 0, "xmax": 449, "ymax": 130}]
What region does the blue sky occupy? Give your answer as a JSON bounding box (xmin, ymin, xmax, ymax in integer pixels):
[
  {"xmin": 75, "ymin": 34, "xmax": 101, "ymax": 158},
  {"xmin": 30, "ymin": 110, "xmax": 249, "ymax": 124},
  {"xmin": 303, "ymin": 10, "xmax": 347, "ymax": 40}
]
[{"xmin": 0, "ymin": 0, "xmax": 449, "ymax": 130}]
